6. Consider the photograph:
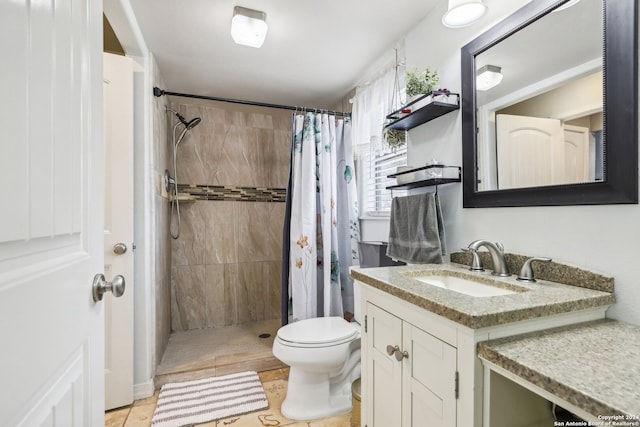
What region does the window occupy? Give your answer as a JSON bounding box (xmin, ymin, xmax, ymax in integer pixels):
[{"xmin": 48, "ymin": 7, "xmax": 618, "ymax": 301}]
[
  {"xmin": 358, "ymin": 146, "xmax": 407, "ymax": 216},
  {"xmin": 352, "ymin": 51, "xmax": 408, "ymax": 217}
]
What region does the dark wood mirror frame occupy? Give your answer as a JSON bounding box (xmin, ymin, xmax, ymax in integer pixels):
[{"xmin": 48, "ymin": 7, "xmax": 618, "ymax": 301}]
[{"xmin": 461, "ymin": 0, "xmax": 638, "ymax": 207}]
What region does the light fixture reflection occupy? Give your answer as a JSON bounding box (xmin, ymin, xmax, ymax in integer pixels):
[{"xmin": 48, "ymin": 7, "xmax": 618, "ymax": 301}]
[
  {"xmin": 476, "ymin": 65, "xmax": 503, "ymax": 91},
  {"xmin": 442, "ymin": 0, "xmax": 487, "ymax": 28},
  {"xmin": 231, "ymin": 6, "xmax": 268, "ymax": 48}
]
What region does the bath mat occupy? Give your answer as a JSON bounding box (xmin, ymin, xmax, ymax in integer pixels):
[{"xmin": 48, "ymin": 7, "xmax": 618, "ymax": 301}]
[{"xmin": 151, "ymin": 371, "xmax": 269, "ymax": 427}]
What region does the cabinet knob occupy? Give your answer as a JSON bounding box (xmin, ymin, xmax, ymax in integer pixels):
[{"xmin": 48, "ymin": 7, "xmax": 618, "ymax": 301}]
[
  {"xmin": 386, "ymin": 345, "xmax": 399, "ymax": 356},
  {"xmin": 395, "ymin": 349, "xmax": 409, "ymax": 361},
  {"xmin": 386, "ymin": 344, "xmax": 408, "ymax": 361}
]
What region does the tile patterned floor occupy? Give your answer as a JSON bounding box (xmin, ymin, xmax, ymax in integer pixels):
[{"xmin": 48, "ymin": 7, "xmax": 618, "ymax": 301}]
[{"xmin": 105, "ymin": 368, "xmax": 353, "ymax": 427}]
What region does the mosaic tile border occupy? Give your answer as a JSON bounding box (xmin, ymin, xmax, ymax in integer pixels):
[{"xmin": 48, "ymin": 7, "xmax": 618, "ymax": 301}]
[{"xmin": 176, "ymin": 184, "xmax": 286, "ymax": 203}]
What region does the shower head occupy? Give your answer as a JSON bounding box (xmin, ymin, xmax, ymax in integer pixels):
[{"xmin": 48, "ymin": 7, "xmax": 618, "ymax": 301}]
[
  {"xmin": 174, "ymin": 119, "xmax": 201, "ymax": 149},
  {"xmin": 186, "ymin": 117, "xmax": 201, "ymax": 130},
  {"xmin": 166, "ymin": 107, "xmax": 201, "ymax": 130}
]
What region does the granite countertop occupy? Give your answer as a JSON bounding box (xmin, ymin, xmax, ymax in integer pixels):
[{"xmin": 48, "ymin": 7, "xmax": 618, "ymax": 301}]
[
  {"xmin": 478, "ymin": 319, "xmax": 640, "ymax": 418},
  {"xmin": 350, "ymin": 263, "xmax": 615, "ymax": 329}
]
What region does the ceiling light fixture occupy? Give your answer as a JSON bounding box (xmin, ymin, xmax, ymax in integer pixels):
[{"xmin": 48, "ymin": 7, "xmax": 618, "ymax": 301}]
[
  {"xmin": 442, "ymin": 0, "xmax": 487, "ymax": 28},
  {"xmin": 476, "ymin": 65, "xmax": 503, "ymax": 91},
  {"xmin": 231, "ymin": 6, "xmax": 268, "ymax": 48}
]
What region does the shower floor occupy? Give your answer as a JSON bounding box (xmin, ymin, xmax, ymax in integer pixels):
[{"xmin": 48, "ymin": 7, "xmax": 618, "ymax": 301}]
[{"xmin": 155, "ymin": 319, "xmax": 286, "ymax": 388}]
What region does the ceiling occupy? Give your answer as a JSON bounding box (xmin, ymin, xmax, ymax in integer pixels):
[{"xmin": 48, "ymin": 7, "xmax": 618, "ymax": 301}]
[
  {"xmin": 128, "ymin": 0, "xmax": 442, "ymax": 109},
  {"xmin": 476, "ymin": 0, "xmax": 601, "ymax": 105}
]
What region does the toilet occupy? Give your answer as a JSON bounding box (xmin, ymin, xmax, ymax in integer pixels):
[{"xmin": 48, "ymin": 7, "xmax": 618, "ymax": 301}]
[{"xmin": 272, "ymin": 307, "xmax": 362, "ymax": 420}]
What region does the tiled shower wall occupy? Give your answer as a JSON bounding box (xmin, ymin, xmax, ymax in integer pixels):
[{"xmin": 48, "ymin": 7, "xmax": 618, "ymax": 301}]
[{"xmin": 167, "ymin": 98, "xmax": 291, "ymax": 332}]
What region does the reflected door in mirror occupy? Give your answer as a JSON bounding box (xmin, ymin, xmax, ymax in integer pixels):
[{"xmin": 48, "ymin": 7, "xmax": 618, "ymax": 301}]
[{"xmin": 495, "ymin": 115, "xmax": 592, "ymax": 189}]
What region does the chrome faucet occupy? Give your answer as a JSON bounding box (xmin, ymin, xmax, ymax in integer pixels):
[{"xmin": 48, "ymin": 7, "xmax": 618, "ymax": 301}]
[
  {"xmin": 467, "ymin": 240, "xmax": 510, "ymax": 277},
  {"xmin": 462, "ymin": 247, "xmax": 484, "ymax": 272},
  {"xmin": 517, "ymin": 257, "xmax": 552, "ymax": 282}
]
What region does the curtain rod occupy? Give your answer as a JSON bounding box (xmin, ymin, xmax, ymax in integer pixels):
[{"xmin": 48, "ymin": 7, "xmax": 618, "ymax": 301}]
[{"xmin": 153, "ymin": 87, "xmax": 351, "ymax": 117}]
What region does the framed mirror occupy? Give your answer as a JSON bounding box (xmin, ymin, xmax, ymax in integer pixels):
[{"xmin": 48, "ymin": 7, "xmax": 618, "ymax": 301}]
[{"xmin": 461, "ymin": 0, "xmax": 638, "ymax": 207}]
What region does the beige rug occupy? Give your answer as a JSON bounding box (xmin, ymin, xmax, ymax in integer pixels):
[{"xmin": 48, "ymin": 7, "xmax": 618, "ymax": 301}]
[{"xmin": 151, "ymin": 371, "xmax": 269, "ymax": 427}]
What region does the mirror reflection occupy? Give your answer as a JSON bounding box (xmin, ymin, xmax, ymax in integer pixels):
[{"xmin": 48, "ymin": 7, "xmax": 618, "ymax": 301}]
[{"xmin": 475, "ymin": 0, "xmax": 603, "ymax": 191}]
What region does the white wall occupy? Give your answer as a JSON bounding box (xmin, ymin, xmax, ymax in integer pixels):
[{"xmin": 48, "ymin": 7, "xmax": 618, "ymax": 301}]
[{"xmin": 369, "ymin": 0, "xmax": 640, "ymax": 326}]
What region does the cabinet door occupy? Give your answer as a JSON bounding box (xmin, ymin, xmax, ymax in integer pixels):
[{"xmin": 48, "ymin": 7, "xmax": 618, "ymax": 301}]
[
  {"xmin": 366, "ymin": 303, "xmax": 403, "ymax": 427},
  {"xmin": 403, "ymin": 323, "xmax": 457, "ymax": 427}
]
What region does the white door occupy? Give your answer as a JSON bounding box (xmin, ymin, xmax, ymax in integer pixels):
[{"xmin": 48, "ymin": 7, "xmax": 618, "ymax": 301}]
[
  {"xmin": 103, "ymin": 53, "xmax": 135, "ymax": 410},
  {"xmin": 496, "ymin": 114, "xmax": 564, "ymax": 189},
  {"xmin": 563, "ymin": 124, "xmax": 590, "ymax": 184},
  {"xmin": 0, "ymin": 1, "xmax": 105, "ymax": 426}
]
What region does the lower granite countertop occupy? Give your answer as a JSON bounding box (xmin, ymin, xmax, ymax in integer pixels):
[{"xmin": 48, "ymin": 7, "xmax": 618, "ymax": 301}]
[
  {"xmin": 478, "ymin": 319, "xmax": 640, "ymax": 419},
  {"xmin": 350, "ymin": 263, "xmax": 615, "ymax": 329}
]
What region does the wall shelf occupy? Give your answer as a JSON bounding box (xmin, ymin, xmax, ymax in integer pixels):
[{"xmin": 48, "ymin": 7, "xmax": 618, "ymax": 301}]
[
  {"xmin": 384, "ymin": 92, "xmax": 460, "ymax": 131},
  {"xmin": 387, "ymin": 165, "xmax": 461, "ymax": 190}
]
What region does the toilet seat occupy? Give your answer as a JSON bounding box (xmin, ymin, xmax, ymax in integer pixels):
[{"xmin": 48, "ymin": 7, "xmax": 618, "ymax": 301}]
[{"xmin": 276, "ymin": 317, "xmax": 359, "ymax": 348}]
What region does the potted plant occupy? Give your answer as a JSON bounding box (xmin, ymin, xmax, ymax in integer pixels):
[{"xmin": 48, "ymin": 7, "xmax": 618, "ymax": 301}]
[
  {"xmin": 405, "ymin": 66, "xmax": 439, "ymax": 101},
  {"xmin": 383, "ymin": 127, "xmax": 406, "ymax": 151}
]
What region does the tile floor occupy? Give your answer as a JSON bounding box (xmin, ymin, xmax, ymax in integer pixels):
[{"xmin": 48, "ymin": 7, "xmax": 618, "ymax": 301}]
[
  {"xmin": 105, "ymin": 368, "xmax": 353, "ymax": 427},
  {"xmin": 155, "ymin": 320, "xmax": 286, "ymax": 387},
  {"xmin": 108, "ymin": 321, "xmax": 353, "ymax": 426}
]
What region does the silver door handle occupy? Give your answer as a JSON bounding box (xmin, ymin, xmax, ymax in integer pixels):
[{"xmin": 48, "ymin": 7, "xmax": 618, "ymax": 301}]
[
  {"xmin": 113, "ymin": 243, "xmax": 127, "ymax": 255},
  {"xmin": 92, "ymin": 274, "xmax": 125, "ymax": 302}
]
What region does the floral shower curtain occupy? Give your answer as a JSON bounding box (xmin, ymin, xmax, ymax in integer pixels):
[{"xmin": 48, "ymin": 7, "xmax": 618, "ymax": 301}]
[{"xmin": 284, "ymin": 112, "xmax": 360, "ymax": 322}]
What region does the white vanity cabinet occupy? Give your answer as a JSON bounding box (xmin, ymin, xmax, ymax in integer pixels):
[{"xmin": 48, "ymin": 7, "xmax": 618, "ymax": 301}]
[
  {"xmin": 361, "ymin": 282, "xmax": 467, "ymax": 427},
  {"xmin": 357, "ymin": 278, "xmax": 610, "ymax": 427},
  {"xmin": 366, "ymin": 302, "xmax": 457, "ymax": 427}
]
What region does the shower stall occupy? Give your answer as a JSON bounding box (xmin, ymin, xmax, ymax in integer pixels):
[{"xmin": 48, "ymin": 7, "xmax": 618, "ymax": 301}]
[{"xmin": 155, "ymin": 97, "xmax": 292, "ymax": 386}]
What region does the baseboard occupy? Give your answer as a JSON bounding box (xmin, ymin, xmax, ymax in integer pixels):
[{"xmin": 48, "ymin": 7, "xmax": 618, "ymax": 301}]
[{"xmin": 133, "ymin": 380, "xmax": 156, "ymax": 400}]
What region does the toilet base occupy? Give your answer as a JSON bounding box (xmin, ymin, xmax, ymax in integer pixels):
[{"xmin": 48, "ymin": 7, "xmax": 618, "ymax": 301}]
[{"xmin": 280, "ymin": 367, "xmax": 355, "ymax": 421}]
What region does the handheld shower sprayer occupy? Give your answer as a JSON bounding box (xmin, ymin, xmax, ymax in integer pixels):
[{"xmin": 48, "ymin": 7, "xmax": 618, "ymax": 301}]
[
  {"xmin": 165, "ymin": 107, "xmax": 202, "ymax": 239},
  {"xmin": 185, "ymin": 116, "xmax": 202, "ymax": 130}
]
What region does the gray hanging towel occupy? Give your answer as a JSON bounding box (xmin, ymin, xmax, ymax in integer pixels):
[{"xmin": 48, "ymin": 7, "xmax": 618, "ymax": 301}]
[{"xmin": 386, "ymin": 192, "xmax": 446, "ymax": 264}]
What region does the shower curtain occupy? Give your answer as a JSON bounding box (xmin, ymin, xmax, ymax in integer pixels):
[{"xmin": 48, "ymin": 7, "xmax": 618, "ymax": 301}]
[{"xmin": 282, "ymin": 112, "xmax": 360, "ymax": 323}]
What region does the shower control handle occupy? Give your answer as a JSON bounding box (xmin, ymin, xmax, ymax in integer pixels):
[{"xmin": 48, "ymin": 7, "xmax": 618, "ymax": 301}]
[
  {"xmin": 92, "ymin": 274, "xmax": 125, "ymax": 302},
  {"xmin": 113, "ymin": 243, "xmax": 127, "ymax": 255}
]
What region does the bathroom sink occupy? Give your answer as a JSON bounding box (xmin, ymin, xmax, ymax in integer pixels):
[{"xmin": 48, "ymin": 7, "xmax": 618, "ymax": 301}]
[{"xmin": 412, "ymin": 273, "xmax": 520, "ymax": 297}]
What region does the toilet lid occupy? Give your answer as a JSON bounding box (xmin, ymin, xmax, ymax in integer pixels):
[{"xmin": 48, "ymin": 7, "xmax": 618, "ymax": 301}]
[{"xmin": 277, "ymin": 317, "xmax": 359, "ymax": 346}]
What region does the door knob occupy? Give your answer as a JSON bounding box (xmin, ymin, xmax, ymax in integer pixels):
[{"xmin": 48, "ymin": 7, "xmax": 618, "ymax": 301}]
[
  {"xmin": 386, "ymin": 345, "xmax": 399, "ymax": 356},
  {"xmin": 113, "ymin": 243, "xmax": 127, "ymax": 255},
  {"xmin": 92, "ymin": 274, "xmax": 125, "ymax": 302}
]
